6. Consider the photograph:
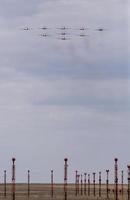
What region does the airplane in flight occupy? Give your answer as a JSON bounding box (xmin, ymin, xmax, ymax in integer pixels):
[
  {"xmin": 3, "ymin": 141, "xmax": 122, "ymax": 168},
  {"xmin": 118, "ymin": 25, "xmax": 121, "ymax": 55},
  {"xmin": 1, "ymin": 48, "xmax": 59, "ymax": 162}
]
[
  {"xmin": 75, "ymin": 32, "xmax": 88, "ymax": 37},
  {"xmin": 97, "ymin": 28, "xmax": 104, "ymax": 31},
  {"xmin": 39, "ymin": 26, "xmax": 50, "ymax": 30},
  {"xmin": 95, "ymin": 27, "xmax": 107, "ymax": 31},
  {"xmin": 79, "ymin": 27, "xmax": 88, "ymax": 31},
  {"xmin": 58, "ymin": 36, "xmax": 71, "ymax": 40},
  {"xmin": 78, "ymin": 33, "xmax": 88, "ymax": 37},
  {"xmin": 58, "ymin": 32, "xmax": 70, "ymax": 36},
  {"xmin": 74, "ymin": 27, "xmax": 88, "ymax": 31},
  {"xmin": 57, "ymin": 26, "xmax": 71, "ymax": 30},
  {"xmin": 39, "ymin": 33, "xmax": 51, "ymax": 37},
  {"xmin": 22, "ymin": 27, "xmax": 32, "ymax": 31}
]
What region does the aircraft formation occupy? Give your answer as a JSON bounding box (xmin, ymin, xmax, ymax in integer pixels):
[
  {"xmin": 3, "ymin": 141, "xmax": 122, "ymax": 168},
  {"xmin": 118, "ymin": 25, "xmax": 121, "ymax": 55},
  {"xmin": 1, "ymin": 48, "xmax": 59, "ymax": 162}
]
[{"xmin": 21, "ymin": 26, "xmax": 106, "ymax": 41}]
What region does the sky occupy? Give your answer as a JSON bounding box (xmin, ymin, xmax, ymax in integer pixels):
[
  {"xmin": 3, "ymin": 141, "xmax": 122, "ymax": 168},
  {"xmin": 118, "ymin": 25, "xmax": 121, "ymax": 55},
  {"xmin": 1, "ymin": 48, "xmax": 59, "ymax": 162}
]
[{"xmin": 0, "ymin": 0, "xmax": 130, "ymax": 183}]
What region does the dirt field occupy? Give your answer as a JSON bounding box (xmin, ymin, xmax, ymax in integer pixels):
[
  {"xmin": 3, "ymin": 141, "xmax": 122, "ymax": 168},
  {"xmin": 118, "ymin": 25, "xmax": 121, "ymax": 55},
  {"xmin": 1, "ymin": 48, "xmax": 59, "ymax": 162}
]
[{"xmin": 0, "ymin": 184, "xmax": 128, "ymax": 200}]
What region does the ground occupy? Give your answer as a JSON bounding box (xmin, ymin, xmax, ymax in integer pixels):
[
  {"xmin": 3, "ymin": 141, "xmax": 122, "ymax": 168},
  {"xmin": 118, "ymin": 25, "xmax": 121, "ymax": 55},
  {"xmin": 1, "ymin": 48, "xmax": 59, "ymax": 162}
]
[{"xmin": 0, "ymin": 184, "xmax": 128, "ymax": 200}]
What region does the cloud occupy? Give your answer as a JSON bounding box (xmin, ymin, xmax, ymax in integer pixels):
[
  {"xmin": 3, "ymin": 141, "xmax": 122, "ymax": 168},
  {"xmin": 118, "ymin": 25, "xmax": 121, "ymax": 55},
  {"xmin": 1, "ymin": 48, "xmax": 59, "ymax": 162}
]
[
  {"xmin": 0, "ymin": 26, "xmax": 129, "ymax": 80},
  {"xmin": 0, "ymin": 75, "xmax": 129, "ymax": 113},
  {"xmin": 0, "ymin": 103, "xmax": 129, "ymax": 182},
  {"xmin": 0, "ymin": 0, "xmax": 43, "ymax": 18}
]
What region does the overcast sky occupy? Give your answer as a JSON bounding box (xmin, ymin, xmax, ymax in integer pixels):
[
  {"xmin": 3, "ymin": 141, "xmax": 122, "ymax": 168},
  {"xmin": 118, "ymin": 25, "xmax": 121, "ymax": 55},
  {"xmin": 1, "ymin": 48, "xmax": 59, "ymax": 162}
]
[{"xmin": 0, "ymin": 0, "xmax": 130, "ymax": 183}]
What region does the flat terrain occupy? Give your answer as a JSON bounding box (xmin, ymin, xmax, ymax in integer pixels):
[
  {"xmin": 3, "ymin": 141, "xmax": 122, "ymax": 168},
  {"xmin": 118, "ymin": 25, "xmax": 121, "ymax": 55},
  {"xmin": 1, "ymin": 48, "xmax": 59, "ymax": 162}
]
[{"xmin": 0, "ymin": 184, "xmax": 128, "ymax": 200}]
